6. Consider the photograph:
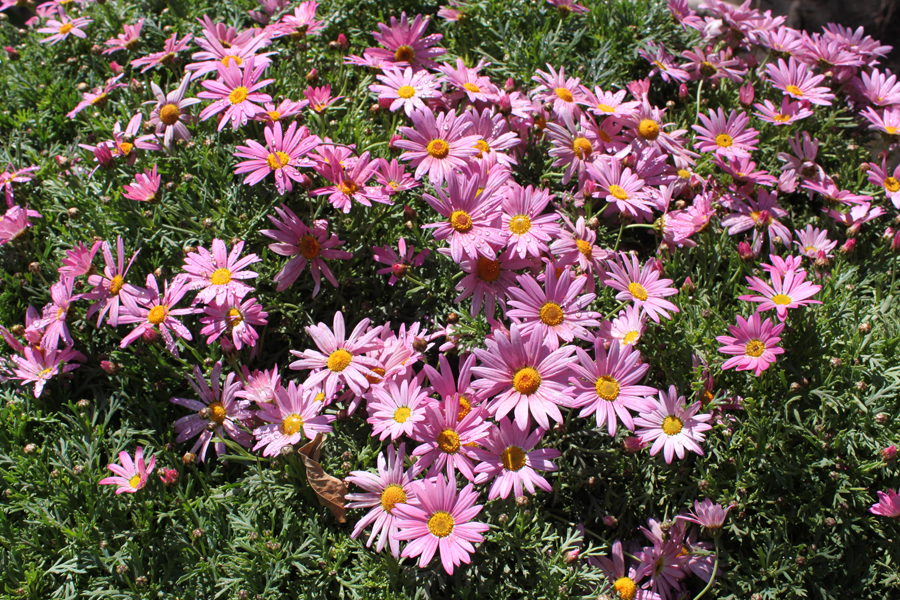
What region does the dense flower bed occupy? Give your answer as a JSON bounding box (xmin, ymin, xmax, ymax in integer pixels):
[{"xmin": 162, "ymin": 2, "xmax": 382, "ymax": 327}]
[{"xmin": 1, "ymin": 0, "xmax": 900, "ymax": 597}]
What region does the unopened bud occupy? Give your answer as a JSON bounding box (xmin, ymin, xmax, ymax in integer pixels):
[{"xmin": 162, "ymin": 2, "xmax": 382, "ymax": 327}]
[
  {"xmin": 306, "ymin": 68, "xmax": 318, "ymax": 83},
  {"xmin": 23, "ymin": 443, "xmax": 37, "ymax": 454},
  {"xmin": 830, "ymin": 357, "xmax": 843, "ymax": 368},
  {"xmin": 839, "ymin": 238, "xmax": 856, "ymax": 255},
  {"xmin": 602, "ymin": 515, "xmax": 618, "ymax": 528},
  {"xmin": 515, "ymin": 495, "xmax": 529, "ymax": 507},
  {"xmin": 737, "ymin": 241, "xmax": 755, "ymax": 261},
  {"xmin": 875, "ymin": 412, "xmax": 889, "ymax": 425},
  {"xmin": 882, "ymin": 445, "xmax": 897, "ymax": 462},
  {"xmin": 182, "ymin": 452, "xmax": 197, "ymax": 466},
  {"xmin": 858, "ymin": 322, "xmax": 871, "ymax": 334},
  {"xmin": 5, "ymin": 46, "xmax": 19, "ymax": 61}
]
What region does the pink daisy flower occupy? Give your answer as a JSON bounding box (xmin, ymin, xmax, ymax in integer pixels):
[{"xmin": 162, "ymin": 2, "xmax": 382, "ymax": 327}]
[
  {"xmin": 198, "ymin": 56, "xmax": 274, "ymax": 131},
  {"xmin": 678, "ymin": 498, "xmax": 733, "ymax": 532},
  {"xmin": 634, "ymin": 385, "xmax": 713, "ymax": 463},
  {"xmin": 605, "ymin": 253, "xmax": 679, "ymax": 323},
  {"xmin": 794, "ymin": 225, "xmax": 837, "ymax": 259},
  {"xmin": 583, "ymin": 86, "xmax": 640, "ymax": 120},
  {"xmin": 118, "ymin": 274, "xmax": 196, "ymax": 356},
  {"xmin": 0, "ymin": 205, "xmax": 39, "ymax": 246},
  {"xmin": 680, "ymin": 46, "xmax": 746, "ymax": 83},
  {"xmin": 170, "ymin": 362, "xmax": 253, "ymax": 462},
  {"xmin": 346, "ymin": 443, "xmax": 419, "ymax": 559},
  {"xmin": 130, "ymin": 33, "xmax": 193, "ymax": 73},
  {"xmin": 608, "ymin": 305, "xmax": 648, "ymax": 348},
  {"xmin": 466, "ymin": 108, "xmax": 521, "ymax": 167},
  {"xmin": 375, "ymin": 158, "xmax": 419, "ymax": 196},
  {"xmin": 639, "ymin": 41, "xmax": 689, "ymax": 83},
  {"xmin": 506, "ymin": 266, "xmax": 600, "ymax": 350},
  {"xmin": 857, "ymin": 68, "xmax": 900, "ymax": 107},
  {"xmin": 200, "ymin": 296, "xmax": 268, "ymax": 350},
  {"xmin": 37, "ymin": 11, "xmax": 92, "ymax": 45},
  {"xmin": 304, "ymin": 84, "xmax": 343, "ymax": 114},
  {"xmin": 365, "ymin": 375, "xmax": 433, "ymax": 441},
  {"xmin": 261, "ymin": 207, "xmax": 352, "ymax": 295},
  {"xmin": 454, "ymin": 253, "xmax": 531, "ymax": 319},
  {"xmin": 765, "ymin": 56, "xmax": 835, "ymax": 106},
  {"xmin": 421, "ymin": 171, "xmax": 505, "ymax": 263},
  {"xmin": 99, "ymin": 446, "xmax": 155, "ymax": 495},
  {"xmin": 549, "ymin": 215, "xmax": 608, "ymax": 284},
  {"xmin": 272, "ymin": 1, "xmax": 325, "ymax": 38},
  {"xmin": 59, "ymin": 240, "xmax": 100, "ymax": 278},
  {"xmin": 236, "ymin": 365, "xmax": 282, "ymax": 405},
  {"xmin": 367, "ymin": 12, "xmax": 445, "ymax": 70},
  {"xmin": 255, "ymin": 99, "xmax": 308, "ymax": 127},
  {"xmin": 146, "ymin": 74, "xmax": 200, "ymax": 150},
  {"xmin": 411, "ymin": 396, "xmax": 491, "ymax": 481},
  {"xmin": 739, "ymin": 267, "xmax": 822, "ymax": 321},
  {"xmin": 102, "ymin": 18, "xmax": 144, "ymax": 54},
  {"xmin": 312, "ymin": 151, "xmax": 389, "ymax": 213},
  {"xmin": 586, "ymin": 157, "xmax": 653, "ymax": 220},
  {"xmin": 471, "ymin": 417, "xmax": 560, "ymax": 500},
  {"xmin": 180, "ymin": 239, "xmax": 260, "ymax": 305},
  {"xmin": 10, "ymin": 346, "xmax": 83, "ymax": 398},
  {"xmin": 471, "ymin": 322, "xmax": 576, "ymax": 430},
  {"xmin": 545, "ymin": 119, "xmax": 598, "ymax": 186},
  {"xmin": 369, "ymin": 66, "xmax": 439, "ymax": 117},
  {"xmin": 548, "ymin": 0, "xmax": 589, "ymax": 14},
  {"xmin": 691, "ymin": 108, "xmax": 758, "ymax": 159},
  {"xmin": 373, "ymin": 237, "xmax": 430, "ymax": 285},
  {"xmin": 596, "ymin": 540, "xmax": 657, "ymax": 600},
  {"xmin": 861, "ymin": 106, "xmax": 900, "ymax": 137},
  {"xmin": 531, "ymin": 64, "xmax": 585, "ymax": 123},
  {"xmin": 35, "ymin": 275, "xmax": 79, "ymax": 352},
  {"xmin": 752, "ymin": 97, "xmax": 813, "ymax": 126},
  {"xmin": 84, "ymin": 237, "xmax": 144, "ymax": 328},
  {"xmin": 122, "ymin": 166, "xmax": 161, "ymax": 203},
  {"xmin": 184, "ymin": 32, "xmax": 275, "ymax": 81},
  {"xmin": 437, "ymin": 58, "xmax": 498, "ymax": 104},
  {"xmin": 422, "ymin": 353, "xmax": 482, "ymax": 418},
  {"xmin": 289, "ymin": 311, "xmax": 383, "ymax": 398},
  {"xmin": 500, "ymin": 183, "xmax": 559, "ymax": 259},
  {"xmin": 66, "ymin": 75, "xmax": 126, "ymax": 119},
  {"xmin": 234, "ymin": 121, "xmax": 320, "ymax": 195},
  {"xmin": 569, "ymin": 339, "xmax": 657, "ymax": 436},
  {"xmin": 395, "ymin": 108, "xmax": 480, "ymax": 186},
  {"xmin": 870, "ymin": 488, "xmax": 900, "ymax": 518},
  {"xmin": 716, "ymin": 312, "xmax": 785, "ymax": 376},
  {"xmin": 720, "ymin": 189, "xmax": 793, "ymax": 255},
  {"xmin": 252, "ymin": 380, "xmax": 335, "ymax": 456},
  {"xmin": 0, "ymin": 164, "xmax": 38, "ymax": 208},
  {"xmin": 867, "ymin": 156, "xmax": 900, "ymax": 209}
]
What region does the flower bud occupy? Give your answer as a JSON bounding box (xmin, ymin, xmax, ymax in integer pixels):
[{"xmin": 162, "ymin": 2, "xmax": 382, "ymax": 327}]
[
  {"xmin": 23, "ymin": 443, "xmax": 37, "ymax": 454},
  {"xmin": 109, "ymin": 61, "xmax": 123, "ymax": 75},
  {"xmin": 839, "ymin": 238, "xmax": 856, "ymax": 255},
  {"xmin": 830, "ymin": 357, "xmax": 843, "ymax": 368},
  {"xmin": 882, "ymin": 445, "xmax": 897, "ymax": 462},
  {"xmin": 875, "ymin": 412, "xmax": 889, "ymax": 425},
  {"xmin": 504, "ymin": 77, "xmax": 515, "ymax": 93},
  {"xmin": 602, "ymin": 515, "xmax": 618, "ymax": 528},
  {"xmin": 515, "ymin": 495, "xmax": 530, "ymax": 507},
  {"xmin": 565, "ymin": 549, "xmax": 580, "ymax": 563},
  {"xmin": 678, "ymin": 82, "xmax": 689, "ymax": 99},
  {"xmin": 739, "ymin": 83, "xmax": 754, "ymax": 107},
  {"xmin": 737, "ymin": 241, "xmax": 755, "ymax": 261},
  {"xmin": 5, "ymin": 46, "xmax": 19, "ymax": 61},
  {"xmin": 623, "ymin": 436, "xmax": 646, "ymax": 453},
  {"xmin": 858, "ymin": 322, "xmax": 871, "ymax": 334},
  {"xmin": 182, "ymin": 452, "xmax": 197, "ymax": 466},
  {"xmin": 159, "ymin": 468, "xmax": 179, "ymax": 486},
  {"xmin": 681, "ymin": 277, "xmax": 695, "ymax": 294},
  {"xmin": 337, "ymin": 33, "xmax": 348, "ymax": 50}
]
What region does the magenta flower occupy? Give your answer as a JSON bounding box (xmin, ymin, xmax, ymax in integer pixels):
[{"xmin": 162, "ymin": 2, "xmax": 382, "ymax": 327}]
[
  {"xmin": 146, "ymin": 75, "xmax": 200, "ymax": 150},
  {"xmin": 0, "ymin": 205, "xmax": 39, "ymax": 246},
  {"xmin": 373, "ymin": 238, "xmax": 429, "ymax": 285},
  {"xmin": 506, "ymin": 266, "xmax": 600, "ymax": 350},
  {"xmin": 678, "ymin": 498, "xmax": 733, "ymax": 532},
  {"xmin": 765, "ymin": 57, "xmax": 835, "ymax": 106},
  {"xmin": 180, "ymin": 239, "xmax": 260, "ymax": 306},
  {"xmin": 465, "ymin": 108, "xmax": 521, "ymax": 167},
  {"xmin": 234, "ymin": 121, "xmax": 320, "ymax": 195},
  {"xmin": 867, "ymin": 155, "xmax": 900, "ymax": 208},
  {"xmin": 99, "ymin": 446, "xmax": 156, "ymax": 495},
  {"xmin": 569, "ymin": 339, "xmax": 657, "ymax": 436},
  {"xmin": 255, "ymin": 99, "xmax": 308, "ymax": 127},
  {"xmin": 289, "ymin": 311, "xmax": 383, "ymax": 398},
  {"xmin": 10, "ymin": 346, "xmax": 83, "ymax": 398},
  {"xmin": 471, "ymin": 322, "xmax": 575, "ymax": 430},
  {"xmin": 365, "ymin": 376, "xmax": 433, "ymax": 441},
  {"xmin": 586, "ymin": 157, "xmax": 653, "ymax": 220},
  {"xmin": 393, "ymin": 475, "xmax": 489, "ymax": 575},
  {"xmin": 739, "ymin": 267, "xmax": 822, "ymax": 321},
  {"xmin": 35, "ymin": 276, "xmax": 79, "ymax": 352},
  {"xmin": 411, "ymin": 395, "xmax": 491, "ymax": 481},
  {"xmin": 753, "ymin": 97, "xmax": 813, "ymax": 126},
  {"xmin": 118, "ymin": 274, "xmax": 196, "ymax": 356},
  {"xmin": 261, "ymin": 207, "xmax": 352, "ymax": 295},
  {"xmin": 608, "ymin": 305, "xmax": 648, "ymax": 348},
  {"xmin": 367, "ymin": 12, "xmax": 445, "ymax": 70},
  {"xmin": 37, "ymin": 11, "xmax": 92, "ymax": 45},
  {"xmin": 252, "ymin": 380, "xmax": 335, "ymax": 456},
  {"xmin": 422, "ymin": 353, "xmax": 482, "ymax": 417},
  {"xmin": 67, "ymin": 75, "xmax": 126, "ymax": 118},
  {"xmin": 312, "ymin": 151, "xmax": 389, "ymax": 213},
  {"xmin": 583, "ymin": 86, "xmax": 640, "ymax": 119},
  {"xmin": 500, "ymin": 183, "xmax": 559, "ymax": 259},
  {"xmin": 634, "ymin": 386, "xmax": 713, "ymax": 463},
  {"xmin": 691, "ymin": 108, "xmax": 758, "ymax": 159},
  {"xmin": 794, "ymin": 225, "xmax": 837, "ymax": 259},
  {"xmin": 545, "ymin": 118, "xmax": 596, "ymax": 187},
  {"xmin": 369, "ymin": 66, "xmax": 439, "ymax": 117},
  {"xmin": 85, "ymin": 237, "xmax": 144, "ymax": 327},
  {"xmin": 59, "ymin": 240, "xmax": 100, "ymax": 277},
  {"xmin": 185, "ymin": 31, "xmax": 275, "ymax": 80},
  {"xmin": 639, "ymin": 41, "xmax": 689, "ymax": 83},
  {"xmin": 198, "ymin": 56, "xmax": 274, "ymax": 131},
  {"xmin": 549, "ymin": 215, "xmax": 608, "ymax": 285},
  {"xmin": 716, "ymin": 312, "xmax": 785, "ymax": 376},
  {"xmin": 605, "ymin": 253, "xmax": 679, "ymax": 323},
  {"xmin": 122, "ymin": 166, "xmax": 161, "ymax": 203},
  {"xmin": 375, "ymin": 158, "xmax": 419, "ymax": 196},
  {"xmin": 200, "ymin": 296, "xmax": 268, "ymax": 350},
  {"xmin": 437, "ymin": 58, "xmax": 498, "ymax": 104},
  {"xmin": 130, "ymin": 33, "xmax": 193, "ymax": 73},
  {"xmin": 531, "ymin": 64, "xmax": 585, "ymax": 122},
  {"xmin": 870, "ymin": 488, "xmax": 900, "ymax": 518},
  {"xmin": 102, "ymin": 18, "xmax": 144, "ymax": 54},
  {"xmin": 721, "ymin": 189, "xmax": 793, "ymax": 255},
  {"xmin": 271, "ymin": 1, "xmax": 325, "ymax": 38},
  {"xmin": 346, "ymin": 443, "xmax": 419, "ymax": 559},
  {"xmin": 596, "ymin": 540, "xmax": 652, "ymax": 600},
  {"xmin": 236, "ymin": 365, "xmax": 282, "ymax": 405},
  {"xmin": 471, "ymin": 417, "xmax": 560, "ymax": 500},
  {"xmin": 170, "ymin": 362, "xmax": 253, "ymax": 462},
  {"xmin": 395, "ymin": 108, "xmax": 481, "ymax": 186},
  {"xmin": 454, "ymin": 254, "xmax": 531, "ymax": 319},
  {"xmin": 0, "ymin": 164, "xmax": 38, "ymax": 208}
]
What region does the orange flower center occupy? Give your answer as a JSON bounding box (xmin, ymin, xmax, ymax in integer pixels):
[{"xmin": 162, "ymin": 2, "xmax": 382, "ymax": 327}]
[
  {"xmin": 299, "ymin": 234, "xmax": 321, "ymax": 259},
  {"xmin": 476, "ymin": 256, "xmax": 500, "ymax": 282},
  {"xmin": 512, "ymin": 367, "xmax": 542, "ymax": 395},
  {"xmin": 450, "ymin": 210, "xmax": 473, "ymax": 233},
  {"xmin": 207, "ymin": 401, "xmax": 228, "ymax": 425},
  {"xmin": 500, "ymin": 445, "xmax": 527, "ymax": 471},
  {"xmin": 147, "ymin": 305, "xmax": 167, "ymax": 325},
  {"xmin": 508, "ymin": 214, "xmax": 531, "ymax": 235},
  {"xmin": 572, "ymin": 137, "xmax": 593, "ymax": 160},
  {"xmin": 281, "ymin": 413, "xmax": 304, "ymax": 435},
  {"xmin": 394, "ymin": 45, "xmax": 415, "ymax": 63},
  {"xmin": 380, "ymin": 484, "xmax": 407, "ymax": 513},
  {"xmin": 108, "ymin": 275, "xmax": 125, "ymax": 296},
  {"xmin": 159, "ymin": 104, "xmax": 181, "ymax": 125},
  {"xmin": 662, "ymin": 416, "xmax": 683, "ymax": 435},
  {"xmin": 539, "ymin": 302, "xmax": 565, "ymax": 326},
  {"xmin": 638, "ymin": 119, "xmax": 660, "ymax": 140},
  {"xmin": 785, "ymin": 84, "xmax": 803, "ymax": 96},
  {"xmin": 436, "ymin": 429, "xmax": 461, "ymax": 454},
  {"xmin": 555, "ymin": 87, "xmax": 574, "ymax": 103},
  {"xmin": 59, "ymin": 23, "xmax": 74, "ymax": 34},
  {"xmin": 426, "ymin": 138, "xmax": 450, "ymax": 159},
  {"xmin": 745, "ymin": 339, "xmax": 765, "ymax": 357},
  {"xmin": 427, "ymin": 511, "xmax": 454, "ymax": 537}
]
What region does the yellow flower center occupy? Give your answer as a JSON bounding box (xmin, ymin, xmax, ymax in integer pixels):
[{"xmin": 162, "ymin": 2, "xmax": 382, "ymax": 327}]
[
  {"xmin": 299, "ymin": 234, "xmax": 321, "ymax": 259},
  {"xmin": 457, "ymin": 394, "xmax": 472, "ymax": 420},
  {"xmin": 108, "ymin": 275, "xmax": 125, "ymax": 296},
  {"xmin": 628, "ymin": 282, "xmax": 649, "ymax": 301},
  {"xmin": 623, "ymin": 331, "xmax": 640, "ymax": 345},
  {"xmin": 885, "ymin": 177, "xmax": 900, "ymax": 193},
  {"xmin": 474, "ymin": 139, "xmax": 491, "ymax": 158},
  {"xmin": 281, "ymin": 413, "xmax": 304, "ymax": 435},
  {"xmin": 597, "ymin": 103, "xmax": 616, "ymax": 113},
  {"xmin": 380, "ymin": 484, "xmax": 407, "ymax": 513},
  {"xmin": 221, "ymin": 55, "xmax": 243, "ymax": 67},
  {"xmin": 771, "ymin": 293, "xmax": 792, "ymax": 305},
  {"xmin": 393, "ymin": 406, "xmax": 411, "ymax": 423},
  {"xmin": 339, "ymin": 179, "xmax": 359, "ymax": 195},
  {"xmin": 572, "ymin": 137, "xmax": 593, "ymax": 160},
  {"xmin": 805, "ymin": 245, "xmax": 817, "ymax": 253},
  {"xmin": 476, "ymin": 256, "xmax": 500, "ymax": 282},
  {"xmin": 396, "ymin": 85, "xmax": 416, "ymax": 99},
  {"xmin": 576, "ymin": 239, "xmax": 593, "ymax": 259},
  {"xmin": 614, "ymin": 577, "xmax": 637, "ymax": 600},
  {"xmin": 327, "ymin": 349, "xmax": 353, "ymax": 372},
  {"xmin": 394, "ymin": 45, "xmax": 415, "ymax": 63},
  {"xmin": 773, "ymin": 113, "xmax": 791, "ymax": 123},
  {"xmin": 59, "ymin": 23, "xmax": 74, "ymax": 34},
  {"xmin": 512, "ymin": 367, "xmax": 542, "ymax": 395},
  {"xmin": 159, "ymin": 104, "xmax": 181, "ymax": 125},
  {"xmin": 229, "ymin": 86, "xmax": 249, "ymax": 105},
  {"xmin": 426, "ymin": 138, "xmax": 450, "ymax": 159},
  {"xmin": 266, "ymin": 151, "xmax": 291, "ymax": 170},
  {"xmin": 91, "ymin": 93, "xmax": 107, "ymax": 106},
  {"xmin": 365, "ymin": 366, "xmax": 386, "ymax": 385},
  {"xmin": 314, "ymin": 392, "xmax": 325, "ymax": 402},
  {"xmin": 210, "ymin": 268, "xmax": 232, "ymax": 285},
  {"xmin": 427, "ymin": 511, "xmax": 454, "ymax": 537},
  {"xmin": 662, "ymin": 415, "xmax": 683, "ymax": 436},
  {"xmin": 638, "ymin": 119, "xmax": 660, "ymax": 140},
  {"xmin": 745, "ymin": 339, "xmax": 765, "ymax": 357},
  {"xmin": 786, "ymin": 84, "xmax": 803, "ymax": 96},
  {"xmin": 500, "ymin": 445, "xmax": 527, "ymax": 471},
  {"xmin": 677, "ymin": 168, "xmax": 691, "ymax": 179},
  {"xmin": 207, "ymin": 401, "xmax": 228, "ymax": 425},
  {"xmin": 117, "ymin": 142, "xmax": 133, "ymax": 156},
  {"xmin": 464, "ymin": 82, "xmax": 481, "ymax": 93},
  {"xmin": 226, "ymin": 307, "xmax": 243, "ymax": 328},
  {"xmin": 555, "ymin": 87, "xmax": 574, "ymax": 103},
  {"xmin": 147, "ymin": 305, "xmax": 167, "ymax": 325},
  {"xmin": 886, "ymin": 125, "xmax": 898, "ymax": 135},
  {"xmin": 699, "ymin": 61, "xmax": 718, "ymax": 78},
  {"xmin": 609, "ymin": 184, "xmax": 628, "ymax": 200},
  {"xmin": 449, "ymin": 210, "xmax": 473, "ymax": 233},
  {"xmin": 539, "ymin": 302, "xmax": 565, "ymax": 326},
  {"xmin": 436, "ymin": 429, "xmax": 461, "ymax": 454},
  {"xmin": 508, "ymin": 214, "xmax": 531, "ymax": 235},
  {"xmin": 595, "ymin": 375, "xmax": 620, "ymax": 401},
  {"xmin": 715, "ymin": 133, "xmax": 733, "ymax": 147},
  {"xmin": 128, "ymin": 474, "xmax": 141, "ymax": 489},
  {"xmin": 266, "ymin": 110, "xmax": 281, "ymax": 121}
]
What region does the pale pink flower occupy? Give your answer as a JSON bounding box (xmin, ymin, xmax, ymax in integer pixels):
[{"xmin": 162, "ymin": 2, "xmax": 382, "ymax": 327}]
[
  {"xmin": 794, "ymin": 225, "xmax": 836, "ymax": 259},
  {"xmin": 870, "ymin": 488, "xmax": 900, "ymax": 518},
  {"xmin": 634, "ymin": 386, "xmax": 713, "ymax": 463},
  {"xmin": 118, "ymin": 274, "xmax": 196, "ymax": 356},
  {"xmin": 531, "ymin": 64, "xmax": 585, "ymax": 123},
  {"xmin": 198, "ymin": 56, "xmax": 274, "ymax": 131},
  {"xmin": 0, "ymin": 205, "xmax": 39, "ymax": 246},
  {"xmin": 740, "ymin": 267, "xmax": 822, "ymax": 321},
  {"xmin": 369, "ymin": 66, "xmax": 439, "ymax": 116},
  {"xmin": 373, "ymin": 238, "xmax": 429, "ymax": 285},
  {"xmin": 716, "ymin": 312, "xmax": 785, "ymax": 376},
  {"xmin": 587, "ymin": 157, "xmax": 653, "ymax": 220},
  {"xmin": 500, "ymin": 183, "xmax": 558, "ymax": 259},
  {"xmin": 312, "ymin": 151, "xmax": 389, "ymax": 213},
  {"xmin": 753, "ymin": 97, "xmax": 813, "ymax": 126},
  {"xmin": 122, "ymin": 166, "xmax": 161, "ymax": 203},
  {"xmin": 37, "ymin": 11, "xmax": 92, "ymax": 45},
  {"xmin": 35, "ymin": 276, "xmax": 79, "ymax": 352},
  {"xmin": 10, "ymin": 346, "xmax": 83, "ymax": 398},
  {"xmin": 411, "ymin": 396, "xmax": 491, "ymax": 481},
  {"xmin": 367, "ymin": 12, "xmax": 445, "ymax": 70},
  {"xmin": 472, "ymin": 417, "xmax": 560, "ymax": 500},
  {"xmin": 200, "ymin": 296, "xmax": 268, "ymax": 350},
  {"xmin": 146, "ymin": 75, "xmax": 200, "ymax": 149},
  {"xmin": 59, "ymin": 240, "xmax": 100, "ymax": 277},
  {"xmin": 99, "ymin": 446, "xmax": 156, "ymax": 494},
  {"xmin": 67, "ymin": 75, "xmax": 126, "ymax": 118},
  {"xmin": 252, "ymin": 380, "xmax": 334, "ymax": 456},
  {"xmin": 130, "ymin": 33, "xmax": 194, "ymax": 73},
  {"xmin": 272, "ymin": 1, "xmax": 325, "ymax": 38},
  {"xmin": 102, "ymin": 19, "xmax": 144, "ymax": 54},
  {"xmin": 395, "ymin": 108, "xmax": 480, "ymax": 186},
  {"xmin": 691, "ymin": 108, "xmax": 758, "ymax": 159},
  {"xmin": 437, "ymin": 58, "xmax": 498, "ymax": 104},
  {"xmin": 234, "ymin": 121, "xmax": 320, "ymax": 195},
  {"xmin": 365, "ymin": 376, "xmax": 433, "ymax": 441},
  {"xmin": 454, "ymin": 253, "xmax": 531, "ymax": 319},
  {"xmin": 185, "ymin": 31, "xmax": 275, "ymax": 80},
  {"xmin": 180, "ymin": 239, "xmax": 260, "ymax": 305},
  {"xmin": 84, "ymin": 237, "xmax": 144, "ymax": 328},
  {"xmin": 604, "ymin": 253, "xmax": 679, "ymax": 323},
  {"xmin": 304, "ymin": 84, "xmax": 343, "ymax": 113},
  {"xmin": 765, "ymin": 56, "xmax": 835, "ymax": 106},
  {"xmin": 678, "ymin": 498, "xmax": 733, "ymax": 531}
]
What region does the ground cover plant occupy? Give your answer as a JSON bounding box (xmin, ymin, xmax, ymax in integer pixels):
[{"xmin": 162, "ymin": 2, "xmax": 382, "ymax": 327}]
[{"xmin": 1, "ymin": 0, "xmax": 900, "ymax": 597}]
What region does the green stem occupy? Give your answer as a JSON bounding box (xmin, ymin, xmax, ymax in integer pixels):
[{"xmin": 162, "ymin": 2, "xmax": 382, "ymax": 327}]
[
  {"xmin": 691, "ymin": 537, "xmax": 720, "ymax": 600},
  {"xmin": 613, "ymin": 222, "xmax": 625, "ymax": 251},
  {"xmin": 693, "ymin": 80, "xmax": 704, "ymax": 125},
  {"xmin": 601, "ymin": 300, "xmax": 629, "ymax": 321}
]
